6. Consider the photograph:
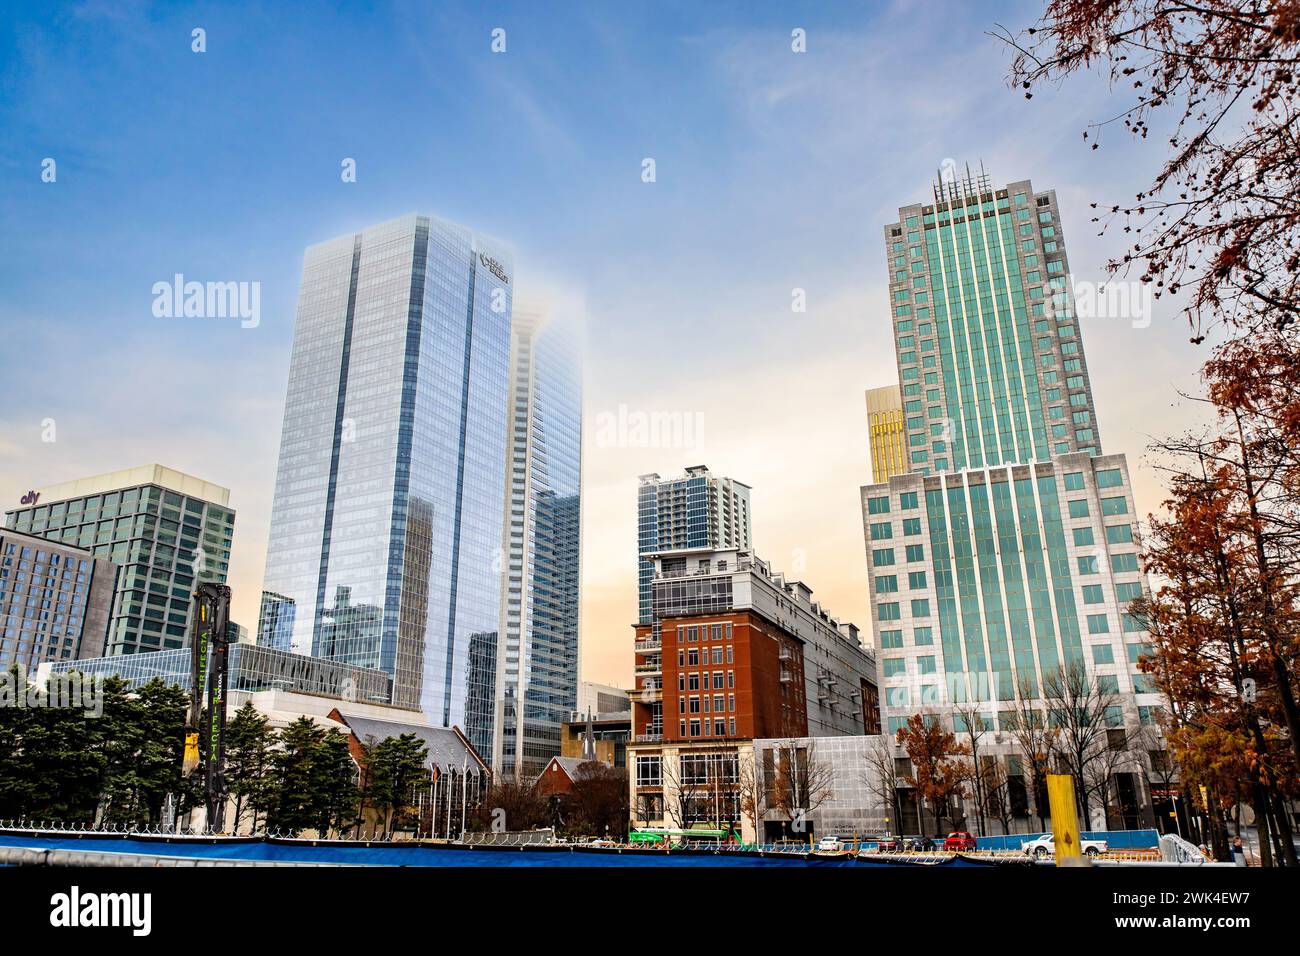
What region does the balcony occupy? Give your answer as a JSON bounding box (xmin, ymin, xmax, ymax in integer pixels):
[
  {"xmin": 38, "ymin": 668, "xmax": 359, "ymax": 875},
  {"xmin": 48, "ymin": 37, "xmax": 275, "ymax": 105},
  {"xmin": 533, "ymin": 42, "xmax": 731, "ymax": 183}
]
[
  {"xmin": 653, "ymin": 561, "xmax": 752, "ymax": 581},
  {"xmin": 634, "ymin": 661, "xmax": 662, "ymax": 674},
  {"xmin": 635, "ymin": 733, "xmax": 664, "ymax": 743},
  {"xmin": 634, "ymin": 638, "xmax": 661, "ymax": 654}
]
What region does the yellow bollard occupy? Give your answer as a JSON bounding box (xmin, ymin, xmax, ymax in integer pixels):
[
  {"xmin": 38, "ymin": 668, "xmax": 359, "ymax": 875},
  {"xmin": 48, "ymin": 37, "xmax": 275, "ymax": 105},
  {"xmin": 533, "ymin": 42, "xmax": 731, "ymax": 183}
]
[{"xmin": 1046, "ymin": 773, "xmax": 1088, "ymax": 867}]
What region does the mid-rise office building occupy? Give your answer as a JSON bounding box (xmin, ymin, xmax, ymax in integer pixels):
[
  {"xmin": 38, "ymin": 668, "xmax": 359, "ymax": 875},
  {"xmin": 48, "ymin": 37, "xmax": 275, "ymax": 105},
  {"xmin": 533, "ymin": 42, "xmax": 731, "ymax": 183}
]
[
  {"xmin": 637, "ymin": 467, "xmax": 751, "ymax": 627},
  {"xmin": 628, "ymin": 546, "xmax": 879, "ymax": 842},
  {"xmin": 259, "ymin": 213, "xmax": 515, "ymax": 760},
  {"xmin": 0, "ymin": 528, "xmax": 116, "ymax": 671},
  {"xmin": 866, "ymin": 384, "xmax": 907, "ymax": 483},
  {"xmin": 5, "ymin": 465, "xmax": 234, "ymax": 656},
  {"xmin": 576, "ymin": 680, "xmax": 630, "ymax": 717},
  {"xmin": 493, "ymin": 303, "xmax": 583, "ymax": 779},
  {"xmin": 864, "ymin": 453, "xmax": 1159, "ymax": 733}
]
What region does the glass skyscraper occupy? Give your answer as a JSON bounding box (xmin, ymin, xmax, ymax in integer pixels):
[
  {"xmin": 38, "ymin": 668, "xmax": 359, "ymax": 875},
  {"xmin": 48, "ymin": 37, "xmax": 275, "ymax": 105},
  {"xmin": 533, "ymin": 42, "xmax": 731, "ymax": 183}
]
[
  {"xmin": 260, "ymin": 214, "xmax": 513, "ymax": 757},
  {"xmin": 493, "ymin": 303, "xmax": 583, "ymax": 779},
  {"xmin": 5, "ymin": 465, "xmax": 235, "ymax": 656},
  {"xmin": 864, "ymin": 170, "xmax": 1160, "ymax": 751},
  {"xmin": 885, "ymin": 169, "xmax": 1100, "ymax": 473}
]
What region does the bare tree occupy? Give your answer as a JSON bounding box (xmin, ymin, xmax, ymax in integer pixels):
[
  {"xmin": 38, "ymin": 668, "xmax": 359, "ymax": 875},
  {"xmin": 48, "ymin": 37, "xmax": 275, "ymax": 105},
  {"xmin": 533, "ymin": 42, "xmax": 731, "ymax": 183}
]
[
  {"xmin": 770, "ymin": 740, "xmax": 834, "ymax": 837},
  {"xmin": 736, "ymin": 748, "xmax": 764, "ymax": 843},
  {"xmin": 1042, "ymin": 661, "xmax": 1121, "ymax": 826},
  {"xmin": 952, "ymin": 703, "xmax": 991, "ymax": 835},
  {"xmin": 980, "ymin": 756, "xmax": 1015, "ymax": 836},
  {"xmin": 659, "ymin": 752, "xmax": 703, "ymax": 831},
  {"xmin": 864, "ymin": 736, "xmax": 903, "ymax": 836},
  {"xmin": 1131, "ymin": 723, "xmax": 1182, "ymax": 835},
  {"xmin": 1083, "ymin": 726, "xmax": 1133, "ymax": 830},
  {"xmin": 1006, "ymin": 678, "xmax": 1058, "ymax": 831}
]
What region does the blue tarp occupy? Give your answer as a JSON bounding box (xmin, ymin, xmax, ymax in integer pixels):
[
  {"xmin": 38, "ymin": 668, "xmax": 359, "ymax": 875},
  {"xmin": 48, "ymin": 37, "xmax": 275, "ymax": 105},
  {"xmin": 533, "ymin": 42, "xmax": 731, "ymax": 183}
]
[{"xmin": 0, "ymin": 833, "xmax": 859, "ymax": 867}]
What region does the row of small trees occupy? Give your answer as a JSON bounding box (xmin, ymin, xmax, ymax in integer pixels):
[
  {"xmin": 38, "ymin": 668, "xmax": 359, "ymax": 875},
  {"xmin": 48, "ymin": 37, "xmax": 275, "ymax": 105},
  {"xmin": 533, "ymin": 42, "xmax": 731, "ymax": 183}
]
[
  {"xmin": 873, "ymin": 664, "xmax": 1164, "ymax": 837},
  {"xmin": 0, "ymin": 673, "xmax": 188, "ymax": 826},
  {"xmin": 0, "ymin": 672, "xmax": 434, "ymax": 837},
  {"xmin": 223, "ymin": 703, "xmax": 431, "ymax": 837}
]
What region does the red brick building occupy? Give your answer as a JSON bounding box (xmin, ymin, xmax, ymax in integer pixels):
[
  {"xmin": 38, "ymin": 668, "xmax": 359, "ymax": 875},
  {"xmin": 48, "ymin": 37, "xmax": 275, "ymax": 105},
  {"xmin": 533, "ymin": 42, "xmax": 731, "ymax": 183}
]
[
  {"xmin": 633, "ymin": 609, "xmax": 811, "ymax": 746},
  {"xmin": 628, "ymin": 548, "xmax": 880, "ymax": 841}
]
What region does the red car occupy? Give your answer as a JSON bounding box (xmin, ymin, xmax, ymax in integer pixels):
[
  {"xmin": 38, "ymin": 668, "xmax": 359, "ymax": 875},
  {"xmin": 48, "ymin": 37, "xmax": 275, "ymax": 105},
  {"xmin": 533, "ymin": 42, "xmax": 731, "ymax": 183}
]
[{"xmin": 943, "ymin": 831, "xmax": 977, "ymax": 851}]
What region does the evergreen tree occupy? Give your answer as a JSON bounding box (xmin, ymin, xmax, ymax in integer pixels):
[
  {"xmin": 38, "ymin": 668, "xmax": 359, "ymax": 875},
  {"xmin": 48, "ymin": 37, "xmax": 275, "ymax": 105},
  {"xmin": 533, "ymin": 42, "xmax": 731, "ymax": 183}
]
[
  {"xmin": 225, "ymin": 701, "xmax": 274, "ymax": 833},
  {"xmin": 364, "ymin": 734, "xmax": 429, "ymax": 835},
  {"xmin": 312, "ymin": 730, "xmax": 359, "ymax": 838},
  {"xmin": 131, "ymin": 679, "xmax": 189, "ymax": 824},
  {"xmin": 265, "ymin": 717, "xmax": 325, "ymax": 836}
]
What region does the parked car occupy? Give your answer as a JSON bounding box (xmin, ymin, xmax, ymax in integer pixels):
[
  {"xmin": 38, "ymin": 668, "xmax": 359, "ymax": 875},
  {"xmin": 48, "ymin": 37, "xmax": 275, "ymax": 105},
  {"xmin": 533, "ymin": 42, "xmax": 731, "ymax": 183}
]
[
  {"xmin": 944, "ymin": 831, "xmax": 978, "ymax": 851},
  {"xmin": 1020, "ymin": 833, "xmax": 1108, "ymax": 859},
  {"xmin": 903, "ymin": 835, "xmax": 936, "ymax": 851},
  {"xmin": 816, "ymin": 835, "xmax": 845, "ymax": 853},
  {"xmin": 876, "ymin": 836, "xmax": 899, "ymax": 853}
]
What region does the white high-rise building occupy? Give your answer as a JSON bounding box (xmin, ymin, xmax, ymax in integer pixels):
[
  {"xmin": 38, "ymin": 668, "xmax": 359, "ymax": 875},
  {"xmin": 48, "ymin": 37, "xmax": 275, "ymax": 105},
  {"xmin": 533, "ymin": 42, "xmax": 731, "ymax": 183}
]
[{"xmin": 493, "ymin": 302, "xmax": 583, "ymax": 779}]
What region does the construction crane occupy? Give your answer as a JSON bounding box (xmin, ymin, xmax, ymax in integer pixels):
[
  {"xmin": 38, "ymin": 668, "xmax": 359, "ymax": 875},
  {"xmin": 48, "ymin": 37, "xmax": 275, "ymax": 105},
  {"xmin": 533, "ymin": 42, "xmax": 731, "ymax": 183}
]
[{"xmin": 182, "ymin": 583, "xmax": 232, "ymax": 832}]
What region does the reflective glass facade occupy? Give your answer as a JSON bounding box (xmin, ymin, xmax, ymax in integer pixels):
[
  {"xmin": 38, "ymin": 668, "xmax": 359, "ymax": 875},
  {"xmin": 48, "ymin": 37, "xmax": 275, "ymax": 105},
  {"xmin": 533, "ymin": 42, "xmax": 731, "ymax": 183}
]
[
  {"xmin": 48, "ymin": 642, "xmax": 391, "ymax": 701},
  {"xmin": 886, "ymin": 171, "xmax": 1100, "ymax": 474},
  {"xmin": 0, "ymin": 529, "xmax": 115, "ymax": 669},
  {"xmin": 5, "ymin": 468, "xmax": 234, "ymax": 656},
  {"xmin": 494, "ymin": 305, "xmax": 583, "ymax": 778},
  {"xmin": 261, "ymin": 214, "xmax": 512, "ymax": 756}
]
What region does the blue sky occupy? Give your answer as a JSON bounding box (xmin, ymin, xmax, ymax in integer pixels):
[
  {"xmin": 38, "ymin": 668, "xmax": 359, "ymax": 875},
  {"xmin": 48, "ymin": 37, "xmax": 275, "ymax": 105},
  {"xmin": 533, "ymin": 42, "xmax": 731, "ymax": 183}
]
[{"xmin": 0, "ymin": 1, "xmax": 1212, "ymax": 683}]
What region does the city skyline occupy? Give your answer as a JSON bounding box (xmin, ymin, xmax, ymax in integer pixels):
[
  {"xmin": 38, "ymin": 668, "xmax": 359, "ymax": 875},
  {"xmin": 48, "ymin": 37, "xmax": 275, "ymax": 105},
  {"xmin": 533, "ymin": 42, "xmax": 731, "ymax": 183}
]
[{"xmin": 0, "ymin": 2, "xmax": 1215, "ymax": 692}]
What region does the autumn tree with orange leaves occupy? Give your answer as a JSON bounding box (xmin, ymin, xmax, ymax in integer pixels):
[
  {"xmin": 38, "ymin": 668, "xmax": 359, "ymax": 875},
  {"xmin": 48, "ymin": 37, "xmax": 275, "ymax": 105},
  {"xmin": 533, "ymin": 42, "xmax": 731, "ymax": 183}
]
[
  {"xmin": 896, "ymin": 713, "xmax": 971, "ymax": 837},
  {"xmin": 1135, "ymin": 448, "xmax": 1300, "ymax": 865},
  {"xmin": 998, "ymin": 0, "xmax": 1300, "ymax": 340},
  {"xmin": 998, "ymin": 0, "xmax": 1300, "ymax": 865}
]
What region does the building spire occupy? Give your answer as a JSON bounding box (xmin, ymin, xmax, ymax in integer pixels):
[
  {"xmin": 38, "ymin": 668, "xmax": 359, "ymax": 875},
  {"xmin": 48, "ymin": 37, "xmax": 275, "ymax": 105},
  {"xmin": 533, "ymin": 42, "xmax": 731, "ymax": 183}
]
[{"xmin": 581, "ymin": 707, "xmax": 596, "ymax": 760}]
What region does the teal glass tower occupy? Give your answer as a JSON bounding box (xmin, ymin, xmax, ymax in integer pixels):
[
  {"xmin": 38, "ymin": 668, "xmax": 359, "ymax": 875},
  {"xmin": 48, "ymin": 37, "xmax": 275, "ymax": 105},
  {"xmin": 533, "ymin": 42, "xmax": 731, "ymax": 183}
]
[
  {"xmin": 864, "ymin": 169, "xmax": 1157, "ymax": 746},
  {"xmin": 886, "ymin": 168, "xmax": 1100, "ymax": 474}
]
